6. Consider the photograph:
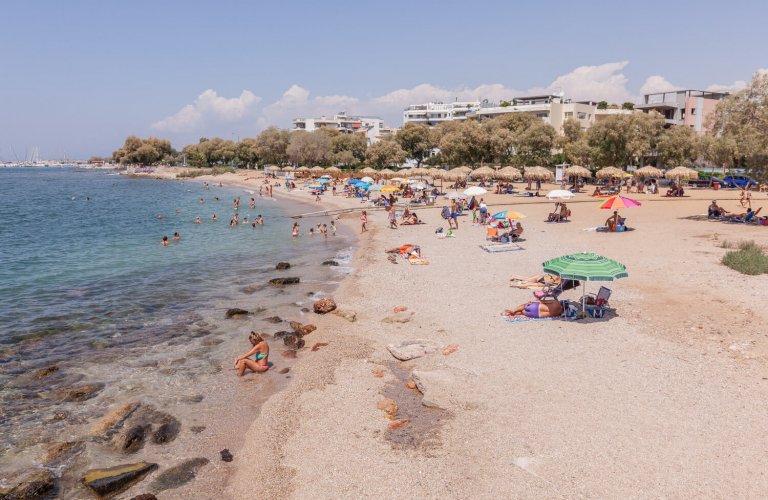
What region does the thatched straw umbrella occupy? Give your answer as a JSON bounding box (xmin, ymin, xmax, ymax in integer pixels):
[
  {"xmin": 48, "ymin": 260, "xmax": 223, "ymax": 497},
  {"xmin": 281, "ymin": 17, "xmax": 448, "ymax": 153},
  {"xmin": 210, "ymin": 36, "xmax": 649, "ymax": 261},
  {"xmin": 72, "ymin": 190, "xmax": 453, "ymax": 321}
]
[
  {"xmin": 309, "ymin": 166, "xmax": 324, "ymax": 175},
  {"xmin": 325, "ymin": 166, "xmax": 343, "ymax": 178},
  {"xmin": 595, "ymin": 166, "xmax": 625, "ymax": 179},
  {"xmin": 497, "ymin": 166, "xmax": 522, "ymax": 180},
  {"xmin": 634, "ymin": 166, "xmax": 663, "ymax": 178},
  {"xmin": 564, "ymin": 165, "xmax": 592, "ymax": 178},
  {"xmin": 455, "ymin": 166, "xmax": 473, "ymax": 174},
  {"xmin": 443, "ymin": 168, "xmax": 468, "ymax": 181},
  {"xmin": 281, "ymin": 165, "xmax": 295, "ymax": 172},
  {"xmin": 378, "ymin": 168, "xmax": 397, "ymax": 179},
  {"xmin": 359, "ymin": 167, "xmax": 377, "ymax": 175},
  {"xmin": 471, "ymin": 166, "xmax": 496, "ymax": 178},
  {"xmin": 295, "ymin": 166, "xmax": 310, "ymax": 177},
  {"xmin": 523, "ymin": 166, "xmax": 553, "ymax": 190},
  {"xmin": 664, "ymin": 166, "xmax": 698, "ymax": 181},
  {"xmin": 407, "ymin": 167, "xmax": 428, "ymax": 177},
  {"xmin": 265, "ymin": 165, "xmax": 280, "ymax": 172}
]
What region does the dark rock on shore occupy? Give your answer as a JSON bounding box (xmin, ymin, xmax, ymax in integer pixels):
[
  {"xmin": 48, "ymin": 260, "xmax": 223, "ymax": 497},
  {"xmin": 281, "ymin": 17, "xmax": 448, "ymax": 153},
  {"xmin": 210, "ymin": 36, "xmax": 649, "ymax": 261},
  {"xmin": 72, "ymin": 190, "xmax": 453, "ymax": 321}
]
[
  {"xmin": 313, "ymin": 298, "xmax": 337, "ymax": 314},
  {"xmin": 289, "ymin": 321, "xmax": 317, "ymax": 336},
  {"xmin": 220, "ymin": 449, "xmax": 233, "ymax": 462},
  {"xmin": 189, "ymin": 426, "xmax": 206, "ymax": 434},
  {"xmin": 130, "ymin": 495, "xmax": 158, "ymax": 500},
  {"xmin": 114, "ymin": 425, "xmax": 149, "ymax": 453},
  {"xmin": 150, "ymin": 457, "xmax": 209, "ymax": 491},
  {"xmin": 39, "ymin": 441, "xmax": 85, "ymax": 466},
  {"xmin": 275, "ymin": 262, "xmax": 291, "ymax": 270},
  {"xmin": 31, "ymin": 365, "xmax": 59, "ymax": 380},
  {"xmin": 264, "ymin": 316, "xmax": 282, "ymax": 324},
  {"xmin": 91, "ymin": 402, "xmax": 141, "ymax": 437},
  {"xmin": 225, "ymin": 308, "xmax": 250, "ymax": 319},
  {"xmin": 0, "ymin": 469, "xmax": 56, "ymax": 499},
  {"xmin": 48, "ymin": 382, "xmax": 104, "ymax": 403},
  {"xmin": 82, "ymin": 462, "xmax": 157, "ymax": 497},
  {"xmin": 273, "ymin": 330, "xmax": 292, "ymax": 339},
  {"xmin": 46, "ymin": 411, "xmax": 70, "ymax": 423},
  {"xmin": 301, "ymin": 307, "xmax": 310, "ymax": 313},
  {"xmin": 322, "ymin": 260, "xmax": 339, "ymax": 266},
  {"xmin": 279, "ymin": 368, "xmax": 290, "ymax": 374},
  {"xmin": 268, "ymin": 277, "xmax": 300, "ymax": 286},
  {"xmin": 241, "ymin": 284, "xmax": 265, "ymax": 294},
  {"xmin": 152, "ymin": 419, "xmax": 181, "ymax": 444}
]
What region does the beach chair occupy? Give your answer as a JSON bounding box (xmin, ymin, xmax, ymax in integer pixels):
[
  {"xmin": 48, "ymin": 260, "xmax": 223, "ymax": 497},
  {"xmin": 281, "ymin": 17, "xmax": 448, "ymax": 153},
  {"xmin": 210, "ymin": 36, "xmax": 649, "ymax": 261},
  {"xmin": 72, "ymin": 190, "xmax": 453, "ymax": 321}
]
[
  {"xmin": 486, "ymin": 226, "xmax": 499, "ymax": 241},
  {"xmin": 581, "ymin": 286, "xmax": 612, "ymax": 318}
]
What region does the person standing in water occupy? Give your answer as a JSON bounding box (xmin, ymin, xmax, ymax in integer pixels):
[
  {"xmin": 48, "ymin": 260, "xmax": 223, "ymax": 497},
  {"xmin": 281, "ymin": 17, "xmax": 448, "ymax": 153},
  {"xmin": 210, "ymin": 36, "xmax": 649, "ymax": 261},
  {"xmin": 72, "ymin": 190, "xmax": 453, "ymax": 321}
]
[
  {"xmin": 331, "ymin": 220, "xmax": 336, "ymax": 236},
  {"xmin": 361, "ymin": 210, "xmax": 368, "ymax": 232},
  {"xmin": 292, "ymin": 222, "xmax": 300, "ymax": 238}
]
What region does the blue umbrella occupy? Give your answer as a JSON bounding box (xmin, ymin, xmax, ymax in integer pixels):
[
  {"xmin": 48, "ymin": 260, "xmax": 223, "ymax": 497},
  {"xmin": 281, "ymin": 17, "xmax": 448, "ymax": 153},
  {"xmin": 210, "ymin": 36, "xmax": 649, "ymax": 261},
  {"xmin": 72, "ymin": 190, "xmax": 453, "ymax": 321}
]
[
  {"xmin": 347, "ymin": 179, "xmax": 360, "ymax": 185},
  {"xmin": 316, "ymin": 178, "xmax": 330, "ymax": 184},
  {"xmin": 367, "ymin": 184, "xmax": 382, "ymax": 191}
]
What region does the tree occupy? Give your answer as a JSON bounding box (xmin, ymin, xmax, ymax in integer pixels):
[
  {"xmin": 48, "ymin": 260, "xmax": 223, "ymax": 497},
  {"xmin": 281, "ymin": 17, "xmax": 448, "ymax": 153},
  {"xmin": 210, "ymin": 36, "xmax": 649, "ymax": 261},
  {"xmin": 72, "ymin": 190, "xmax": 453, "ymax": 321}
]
[
  {"xmin": 255, "ymin": 127, "xmax": 290, "ymax": 166},
  {"xmin": 622, "ymin": 102, "xmax": 635, "ymax": 110},
  {"xmin": 331, "ymin": 132, "xmax": 367, "ymax": 166},
  {"xmin": 656, "ymin": 125, "xmax": 697, "ymax": 166},
  {"xmin": 597, "ymin": 101, "xmax": 608, "ymax": 110},
  {"xmin": 365, "ymin": 139, "xmax": 406, "ymax": 167},
  {"xmin": 709, "ymin": 71, "xmax": 768, "ymax": 179},
  {"xmin": 235, "ymin": 138, "xmax": 260, "ymax": 168},
  {"xmin": 287, "ymin": 130, "xmax": 332, "ymax": 165},
  {"xmin": 112, "ymin": 136, "xmax": 176, "ymax": 165},
  {"xmin": 555, "ymin": 118, "xmax": 591, "ymax": 165},
  {"xmin": 587, "ymin": 112, "xmax": 664, "ymax": 167},
  {"xmin": 395, "ymin": 123, "xmax": 433, "ymax": 166}
]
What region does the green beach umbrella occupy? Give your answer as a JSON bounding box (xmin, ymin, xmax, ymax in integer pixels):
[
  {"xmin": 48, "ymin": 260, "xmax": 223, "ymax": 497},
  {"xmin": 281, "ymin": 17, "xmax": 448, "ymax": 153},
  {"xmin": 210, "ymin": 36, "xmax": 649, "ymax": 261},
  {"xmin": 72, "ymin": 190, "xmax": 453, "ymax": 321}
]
[{"xmin": 542, "ymin": 252, "xmax": 627, "ymax": 314}]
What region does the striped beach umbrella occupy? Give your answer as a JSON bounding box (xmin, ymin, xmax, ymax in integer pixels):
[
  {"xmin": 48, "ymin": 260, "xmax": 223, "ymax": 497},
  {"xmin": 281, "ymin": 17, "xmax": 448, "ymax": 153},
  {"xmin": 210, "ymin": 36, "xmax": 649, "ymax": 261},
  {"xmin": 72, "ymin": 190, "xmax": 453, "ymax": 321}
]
[{"xmin": 598, "ymin": 195, "xmax": 641, "ymax": 210}]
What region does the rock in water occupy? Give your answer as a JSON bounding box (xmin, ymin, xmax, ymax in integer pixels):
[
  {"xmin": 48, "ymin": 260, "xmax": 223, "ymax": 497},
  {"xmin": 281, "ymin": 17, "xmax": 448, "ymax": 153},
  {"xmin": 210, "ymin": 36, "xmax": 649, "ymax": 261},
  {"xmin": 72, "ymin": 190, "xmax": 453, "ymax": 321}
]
[
  {"xmin": 264, "ymin": 316, "xmax": 283, "ymax": 324},
  {"xmin": 332, "ymin": 309, "xmax": 357, "ymax": 322},
  {"xmin": 283, "ymin": 334, "xmax": 298, "ymax": 348},
  {"xmin": 313, "ymin": 298, "xmax": 337, "ymax": 314},
  {"xmin": 268, "ymin": 277, "xmax": 300, "ymax": 286},
  {"xmin": 220, "ymin": 449, "xmax": 233, "ymax": 462},
  {"xmin": 130, "ymin": 495, "xmax": 158, "ymax": 500},
  {"xmin": 39, "ymin": 441, "xmax": 85, "ymax": 466},
  {"xmin": 289, "ymin": 321, "xmax": 316, "ymax": 336},
  {"xmin": 151, "ymin": 419, "xmax": 181, "ymax": 444},
  {"xmin": 90, "ymin": 401, "xmax": 141, "ymax": 437},
  {"xmin": 321, "ymin": 260, "xmax": 339, "ymax": 266},
  {"xmin": 150, "ymin": 458, "xmax": 209, "ymax": 491},
  {"xmin": 275, "ymin": 262, "xmax": 291, "ymax": 270},
  {"xmin": 0, "ymin": 469, "xmax": 56, "ymax": 499},
  {"xmin": 82, "ymin": 462, "xmax": 158, "ymax": 497},
  {"xmin": 386, "ymin": 339, "xmax": 440, "ymax": 361},
  {"xmin": 225, "ymin": 308, "xmax": 250, "ymax": 319},
  {"xmin": 114, "ymin": 425, "xmax": 149, "ymax": 453},
  {"xmin": 281, "ymin": 350, "xmax": 297, "ymax": 358},
  {"xmin": 49, "ymin": 382, "xmax": 104, "ymax": 402}
]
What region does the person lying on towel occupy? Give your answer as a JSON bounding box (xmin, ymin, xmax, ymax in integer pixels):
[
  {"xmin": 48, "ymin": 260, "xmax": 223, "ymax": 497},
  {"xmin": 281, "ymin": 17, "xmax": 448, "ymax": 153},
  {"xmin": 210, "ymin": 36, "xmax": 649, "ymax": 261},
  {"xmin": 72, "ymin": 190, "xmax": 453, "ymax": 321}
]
[{"xmin": 502, "ymin": 299, "xmax": 562, "ymax": 319}]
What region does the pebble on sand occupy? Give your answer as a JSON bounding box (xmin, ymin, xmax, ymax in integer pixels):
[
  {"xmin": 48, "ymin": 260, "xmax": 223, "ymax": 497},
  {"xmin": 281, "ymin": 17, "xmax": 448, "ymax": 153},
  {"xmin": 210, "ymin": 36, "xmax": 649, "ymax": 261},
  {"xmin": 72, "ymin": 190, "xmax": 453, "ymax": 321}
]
[
  {"xmin": 377, "ymin": 398, "xmax": 398, "ymax": 419},
  {"xmin": 387, "ymin": 419, "xmax": 411, "ymax": 430}
]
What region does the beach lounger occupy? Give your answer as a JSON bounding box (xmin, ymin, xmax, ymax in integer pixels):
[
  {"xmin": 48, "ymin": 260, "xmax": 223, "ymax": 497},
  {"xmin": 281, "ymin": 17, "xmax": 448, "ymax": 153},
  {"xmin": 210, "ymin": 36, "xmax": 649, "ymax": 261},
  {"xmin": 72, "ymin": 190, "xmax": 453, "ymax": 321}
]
[
  {"xmin": 408, "ymin": 258, "xmax": 430, "ymax": 265},
  {"xmin": 480, "ymin": 243, "xmax": 524, "ymax": 253},
  {"xmin": 486, "ymin": 226, "xmax": 499, "ymax": 241}
]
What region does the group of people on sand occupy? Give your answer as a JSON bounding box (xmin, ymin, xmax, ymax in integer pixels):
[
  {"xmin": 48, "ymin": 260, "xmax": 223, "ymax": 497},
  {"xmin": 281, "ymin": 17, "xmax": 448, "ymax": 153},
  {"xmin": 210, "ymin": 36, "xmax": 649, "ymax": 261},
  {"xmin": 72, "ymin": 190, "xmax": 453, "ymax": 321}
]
[{"xmin": 709, "ymin": 200, "xmax": 764, "ymax": 222}]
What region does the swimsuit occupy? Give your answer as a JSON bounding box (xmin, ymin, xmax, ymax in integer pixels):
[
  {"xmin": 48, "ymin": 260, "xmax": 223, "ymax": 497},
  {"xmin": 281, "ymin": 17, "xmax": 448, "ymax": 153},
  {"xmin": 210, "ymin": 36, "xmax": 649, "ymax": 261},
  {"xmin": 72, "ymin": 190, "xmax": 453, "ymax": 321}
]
[
  {"xmin": 524, "ymin": 302, "xmax": 540, "ymax": 318},
  {"xmin": 254, "ymin": 353, "xmax": 267, "ymax": 360}
]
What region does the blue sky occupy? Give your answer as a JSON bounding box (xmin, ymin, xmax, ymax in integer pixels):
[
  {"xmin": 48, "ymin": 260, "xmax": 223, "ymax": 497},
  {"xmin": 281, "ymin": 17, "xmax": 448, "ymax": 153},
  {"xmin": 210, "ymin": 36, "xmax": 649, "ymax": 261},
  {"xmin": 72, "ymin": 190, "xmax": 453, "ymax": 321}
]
[{"xmin": 1, "ymin": 0, "xmax": 766, "ymax": 159}]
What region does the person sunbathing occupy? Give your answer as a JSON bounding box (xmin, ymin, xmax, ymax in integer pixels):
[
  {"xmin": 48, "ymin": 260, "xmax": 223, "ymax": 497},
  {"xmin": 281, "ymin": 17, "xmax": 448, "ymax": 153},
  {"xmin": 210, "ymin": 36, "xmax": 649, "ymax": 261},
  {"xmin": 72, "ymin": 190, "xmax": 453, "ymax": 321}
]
[
  {"xmin": 605, "ymin": 211, "xmax": 623, "ymax": 232},
  {"xmin": 592, "ymin": 186, "xmax": 601, "ymax": 196},
  {"xmin": 722, "ymin": 207, "xmax": 762, "ymax": 221},
  {"xmin": 502, "ymin": 299, "xmax": 563, "ymax": 319},
  {"xmin": 385, "ymin": 244, "xmax": 421, "ymax": 258},
  {"xmin": 400, "ymin": 212, "xmax": 420, "ymax": 225},
  {"xmin": 511, "ymin": 221, "xmax": 524, "ymax": 238}
]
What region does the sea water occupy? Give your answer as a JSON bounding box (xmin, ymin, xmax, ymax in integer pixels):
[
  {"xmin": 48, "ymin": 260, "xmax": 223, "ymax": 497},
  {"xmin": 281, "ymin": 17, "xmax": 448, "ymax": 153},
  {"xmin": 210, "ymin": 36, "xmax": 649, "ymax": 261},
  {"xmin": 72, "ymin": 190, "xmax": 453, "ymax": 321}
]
[{"xmin": 0, "ymin": 167, "xmax": 352, "ymax": 496}]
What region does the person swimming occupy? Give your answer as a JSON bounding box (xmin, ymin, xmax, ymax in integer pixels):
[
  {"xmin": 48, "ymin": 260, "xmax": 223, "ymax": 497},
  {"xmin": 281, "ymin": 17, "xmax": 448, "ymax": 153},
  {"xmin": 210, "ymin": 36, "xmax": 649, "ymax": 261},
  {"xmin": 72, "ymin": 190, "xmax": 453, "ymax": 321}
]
[
  {"xmin": 234, "ymin": 332, "xmax": 269, "ymax": 376},
  {"xmin": 161, "ymin": 235, "xmax": 170, "ymax": 246},
  {"xmin": 173, "ymin": 232, "xmax": 180, "ymax": 240}
]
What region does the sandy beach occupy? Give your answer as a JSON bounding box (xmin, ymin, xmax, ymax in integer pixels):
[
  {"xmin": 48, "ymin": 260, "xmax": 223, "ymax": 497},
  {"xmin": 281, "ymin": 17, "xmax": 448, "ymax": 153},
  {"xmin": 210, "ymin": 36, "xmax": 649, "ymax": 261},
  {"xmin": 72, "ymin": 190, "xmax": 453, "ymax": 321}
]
[{"xmin": 133, "ymin": 168, "xmax": 768, "ymax": 498}]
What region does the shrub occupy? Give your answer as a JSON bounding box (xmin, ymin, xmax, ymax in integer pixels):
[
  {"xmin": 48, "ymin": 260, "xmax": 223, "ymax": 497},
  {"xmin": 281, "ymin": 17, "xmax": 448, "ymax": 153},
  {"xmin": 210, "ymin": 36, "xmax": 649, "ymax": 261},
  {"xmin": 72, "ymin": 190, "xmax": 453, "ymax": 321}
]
[{"xmin": 721, "ymin": 240, "xmax": 768, "ymax": 275}]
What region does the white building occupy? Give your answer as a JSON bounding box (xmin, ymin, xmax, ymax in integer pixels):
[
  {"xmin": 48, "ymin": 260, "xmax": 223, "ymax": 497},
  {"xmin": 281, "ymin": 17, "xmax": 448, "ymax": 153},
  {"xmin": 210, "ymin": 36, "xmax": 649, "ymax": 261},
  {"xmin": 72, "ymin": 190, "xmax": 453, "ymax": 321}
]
[
  {"xmin": 292, "ymin": 112, "xmax": 396, "ymax": 144},
  {"xmin": 402, "ymin": 101, "xmax": 481, "ymax": 126}
]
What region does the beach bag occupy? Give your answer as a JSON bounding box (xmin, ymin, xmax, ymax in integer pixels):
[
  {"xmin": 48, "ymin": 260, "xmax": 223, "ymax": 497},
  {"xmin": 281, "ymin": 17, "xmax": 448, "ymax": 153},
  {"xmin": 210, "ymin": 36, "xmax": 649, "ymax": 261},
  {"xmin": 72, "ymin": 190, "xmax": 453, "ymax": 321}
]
[{"xmin": 435, "ymin": 227, "xmax": 444, "ymax": 234}]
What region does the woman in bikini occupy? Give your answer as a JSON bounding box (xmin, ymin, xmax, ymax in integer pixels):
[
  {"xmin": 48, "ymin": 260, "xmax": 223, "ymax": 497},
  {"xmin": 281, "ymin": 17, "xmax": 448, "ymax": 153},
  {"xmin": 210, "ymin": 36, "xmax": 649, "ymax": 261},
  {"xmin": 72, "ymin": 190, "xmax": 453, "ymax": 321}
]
[
  {"xmin": 234, "ymin": 332, "xmax": 270, "ymax": 376},
  {"xmin": 502, "ymin": 299, "xmax": 562, "ymax": 319}
]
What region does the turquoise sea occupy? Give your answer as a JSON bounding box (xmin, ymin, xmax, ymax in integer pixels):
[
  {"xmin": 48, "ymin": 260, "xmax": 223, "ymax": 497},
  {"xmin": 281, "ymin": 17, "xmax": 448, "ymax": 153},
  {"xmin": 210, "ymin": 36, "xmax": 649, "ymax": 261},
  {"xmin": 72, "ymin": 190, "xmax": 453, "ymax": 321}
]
[{"xmin": 0, "ymin": 167, "xmax": 352, "ymax": 495}]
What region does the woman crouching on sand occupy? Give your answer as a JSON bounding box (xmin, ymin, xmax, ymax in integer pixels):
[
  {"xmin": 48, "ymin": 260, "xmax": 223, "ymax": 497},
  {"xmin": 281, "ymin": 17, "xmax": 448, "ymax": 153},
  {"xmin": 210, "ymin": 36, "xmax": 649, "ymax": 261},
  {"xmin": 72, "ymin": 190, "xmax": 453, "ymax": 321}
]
[{"xmin": 234, "ymin": 332, "xmax": 269, "ymax": 376}]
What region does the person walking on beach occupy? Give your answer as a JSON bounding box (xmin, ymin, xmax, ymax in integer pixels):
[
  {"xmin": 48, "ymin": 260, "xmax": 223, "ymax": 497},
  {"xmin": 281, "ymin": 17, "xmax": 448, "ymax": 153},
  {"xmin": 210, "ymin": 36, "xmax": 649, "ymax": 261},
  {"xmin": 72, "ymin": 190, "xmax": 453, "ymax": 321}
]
[
  {"xmin": 361, "ymin": 210, "xmax": 368, "ymax": 232},
  {"xmin": 292, "ymin": 222, "xmax": 300, "ymax": 238},
  {"xmin": 234, "ymin": 332, "xmax": 269, "ymax": 376},
  {"xmin": 740, "ymin": 188, "xmax": 747, "ymax": 207},
  {"xmin": 331, "ymin": 220, "xmax": 336, "ymax": 236},
  {"xmin": 388, "ymin": 207, "xmax": 398, "ymax": 229}
]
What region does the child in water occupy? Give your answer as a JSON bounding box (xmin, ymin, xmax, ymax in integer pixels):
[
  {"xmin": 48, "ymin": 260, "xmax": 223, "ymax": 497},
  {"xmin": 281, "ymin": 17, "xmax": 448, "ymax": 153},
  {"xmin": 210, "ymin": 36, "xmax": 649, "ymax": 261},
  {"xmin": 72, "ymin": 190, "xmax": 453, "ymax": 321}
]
[{"xmin": 234, "ymin": 332, "xmax": 269, "ymax": 376}]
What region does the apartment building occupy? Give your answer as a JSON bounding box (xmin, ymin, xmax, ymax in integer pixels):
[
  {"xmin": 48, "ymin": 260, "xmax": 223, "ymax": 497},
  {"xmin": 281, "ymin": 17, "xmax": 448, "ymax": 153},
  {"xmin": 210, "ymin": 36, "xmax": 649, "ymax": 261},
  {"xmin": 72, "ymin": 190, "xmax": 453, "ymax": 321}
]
[
  {"xmin": 635, "ymin": 90, "xmax": 728, "ymax": 133},
  {"xmin": 471, "ymin": 95, "xmax": 598, "ymax": 132},
  {"xmin": 402, "ymin": 101, "xmax": 481, "ymax": 126},
  {"xmin": 291, "ymin": 112, "xmax": 396, "ymax": 143}
]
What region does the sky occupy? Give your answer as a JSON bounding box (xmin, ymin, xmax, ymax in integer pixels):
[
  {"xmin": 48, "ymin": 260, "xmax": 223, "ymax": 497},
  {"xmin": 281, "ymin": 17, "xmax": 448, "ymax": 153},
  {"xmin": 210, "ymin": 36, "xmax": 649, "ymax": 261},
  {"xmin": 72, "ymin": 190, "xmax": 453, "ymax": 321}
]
[{"xmin": 1, "ymin": 0, "xmax": 767, "ymax": 159}]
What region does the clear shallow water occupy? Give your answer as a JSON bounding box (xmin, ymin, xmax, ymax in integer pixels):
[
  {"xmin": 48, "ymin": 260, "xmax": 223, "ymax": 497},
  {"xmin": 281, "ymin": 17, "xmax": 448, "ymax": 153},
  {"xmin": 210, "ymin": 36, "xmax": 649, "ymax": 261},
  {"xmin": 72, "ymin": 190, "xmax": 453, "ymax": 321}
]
[{"xmin": 0, "ymin": 167, "xmax": 352, "ymax": 494}]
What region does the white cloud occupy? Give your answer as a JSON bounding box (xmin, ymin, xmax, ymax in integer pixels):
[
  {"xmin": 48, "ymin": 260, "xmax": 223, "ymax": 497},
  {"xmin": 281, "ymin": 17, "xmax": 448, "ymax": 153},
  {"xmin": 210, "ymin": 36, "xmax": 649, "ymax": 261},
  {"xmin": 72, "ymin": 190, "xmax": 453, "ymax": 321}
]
[
  {"xmin": 256, "ymin": 85, "xmax": 360, "ymax": 128},
  {"xmin": 152, "ymin": 89, "xmax": 261, "ymax": 133},
  {"xmin": 531, "ymin": 61, "xmax": 633, "ymax": 103},
  {"xmin": 706, "ymin": 69, "xmax": 768, "ymax": 93},
  {"xmin": 639, "ymin": 75, "xmax": 681, "ymax": 95}
]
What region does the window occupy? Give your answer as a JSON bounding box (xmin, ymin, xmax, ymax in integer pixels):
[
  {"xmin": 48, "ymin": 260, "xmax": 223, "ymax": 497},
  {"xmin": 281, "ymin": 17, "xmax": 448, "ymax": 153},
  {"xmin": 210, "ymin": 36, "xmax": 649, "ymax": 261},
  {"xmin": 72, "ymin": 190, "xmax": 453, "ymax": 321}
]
[
  {"xmin": 691, "ymin": 108, "xmax": 696, "ymax": 115},
  {"xmin": 577, "ymin": 112, "xmax": 587, "ymax": 120},
  {"xmin": 565, "ymin": 112, "xmax": 573, "ymax": 118}
]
